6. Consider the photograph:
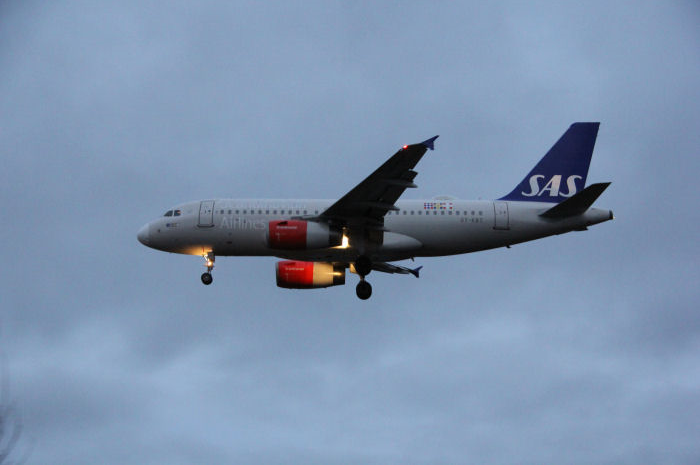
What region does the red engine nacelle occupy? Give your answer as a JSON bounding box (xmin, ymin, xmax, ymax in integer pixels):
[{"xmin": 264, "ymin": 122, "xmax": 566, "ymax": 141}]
[
  {"xmin": 267, "ymin": 220, "xmax": 342, "ymax": 250},
  {"xmin": 276, "ymin": 261, "xmax": 346, "ymax": 289}
]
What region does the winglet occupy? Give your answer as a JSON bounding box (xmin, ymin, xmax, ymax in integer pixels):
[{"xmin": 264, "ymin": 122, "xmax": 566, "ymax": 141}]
[
  {"xmin": 410, "ymin": 266, "xmax": 423, "ymax": 278},
  {"xmin": 420, "ymin": 136, "xmax": 439, "ymax": 151}
]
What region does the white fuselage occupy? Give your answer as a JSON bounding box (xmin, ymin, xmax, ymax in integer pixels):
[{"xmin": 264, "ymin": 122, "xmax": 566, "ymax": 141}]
[{"xmin": 137, "ymin": 198, "xmax": 613, "ymax": 262}]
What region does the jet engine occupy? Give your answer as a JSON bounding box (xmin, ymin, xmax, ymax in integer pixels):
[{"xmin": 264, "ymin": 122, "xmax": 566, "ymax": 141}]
[
  {"xmin": 268, "ymin": 220, "xmax": 342, "ymax": 250},
  {"xmin": 276, "ymin": 260, "xmax": 346, "ymax": 289}
]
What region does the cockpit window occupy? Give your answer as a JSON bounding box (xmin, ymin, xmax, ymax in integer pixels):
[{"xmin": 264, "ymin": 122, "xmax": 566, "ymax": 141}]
[
  {"xmin": 174, "ymin": 210, "xmax": 181, "ymax": 216},
  {"xmin": 164, "ymin": 210, "xmax": 173, "ymax": 217}
]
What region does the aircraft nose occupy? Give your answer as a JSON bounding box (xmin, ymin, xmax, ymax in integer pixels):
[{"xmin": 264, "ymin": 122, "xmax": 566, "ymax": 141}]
[{"xmin": 137, "ymin": 223, "xmax": 150, "ymax": 246}]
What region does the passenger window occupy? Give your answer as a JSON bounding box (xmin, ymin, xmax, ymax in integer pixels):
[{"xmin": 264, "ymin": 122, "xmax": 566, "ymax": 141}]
[
  {"xmin": 273, "ymin": 210, "xmax": 277, "ymax": 214},
  {"xmin": 243, "ymin": 210, "xmax": 247, "ymax": 214},
  {"xmin": 266, "ymin": 210, "xmax": 269, "ymax": 214},
  {"xmin": 471, "ymin": 211, "xmax": 475, "ymax": 215},
  {"xmin": 441, "ymin": 211, "xmax": 445, "ymax": 215},
  {"xmin": 315, "ymin": 210, "xmax": 319, "ymax": 214},
  {"xmin": 304, "ymin": 210, "xmax": 307, "ymax": 214},
  {"xmin": 403, "ymin": 211, "xmax": 407, "ymax": 215},
  {"xmin": 434, "ymin": 211, "xmax": 437, "ymax": 215},
  {"xmin": 411, "ymin": 211, "xmax": 414, "ymax": 215},
  {"xmin": 418, "ymin": 211, "xmax": 422, "ymax": 215},
  {"xmin": 235, "ymin": 210, "xmax": 239, "ymax": 214},
  {"xmin": 448, "ymin": 211, "xmax": 452, "ymax": 215},
  {"xmin": 296, "ymin": 210, "xmax": 300, "ymax": 214},
  {"xmin": 258, "ymin": 210, "xmax": 262, "ymax": 214},
  {"xmin": 479, "ymin": 211, "xmax": 483, "ymax": 215},
  {"xmin": 456, "ymin": 211, "xmax": 460, "ymax": 215}
]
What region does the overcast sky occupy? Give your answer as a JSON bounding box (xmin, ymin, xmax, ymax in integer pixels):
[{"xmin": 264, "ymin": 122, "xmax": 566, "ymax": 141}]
[{"xmin": 1, "ymin": 1, "xmax": 699, "ymax": 464}]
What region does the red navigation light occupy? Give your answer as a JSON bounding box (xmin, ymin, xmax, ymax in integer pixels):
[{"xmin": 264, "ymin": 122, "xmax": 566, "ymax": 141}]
[{"xmin": 402, "ymin": 145, "xmax": 408, "ymax": 150}]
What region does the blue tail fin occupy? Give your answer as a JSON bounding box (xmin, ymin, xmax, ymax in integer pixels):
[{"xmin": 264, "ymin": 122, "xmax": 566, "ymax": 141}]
[{"xmin": 499, "ymin": 122, "xmax": 600, "ymax": 202}]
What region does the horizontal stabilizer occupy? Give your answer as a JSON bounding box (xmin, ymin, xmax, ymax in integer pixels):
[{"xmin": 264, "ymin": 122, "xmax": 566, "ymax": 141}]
[{"xmin": 540, "ymin": 182, "xmax": 611, "ymax": 218}]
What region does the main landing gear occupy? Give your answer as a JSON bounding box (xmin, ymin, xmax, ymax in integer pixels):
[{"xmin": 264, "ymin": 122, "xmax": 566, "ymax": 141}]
[
  {"xmin": 201, "ymin": 252, "xmax": 215, "ymax": 285},
  {"xmin": 355, "ymin": 255, "xmax": 373, "ymax": 300},
  {"xmin": 356, "ymin": 279, "xmax": 372, "ymax": 300}
]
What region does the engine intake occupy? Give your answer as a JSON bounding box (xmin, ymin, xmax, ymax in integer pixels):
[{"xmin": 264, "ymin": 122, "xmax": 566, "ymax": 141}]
[
  {"xmin": 268, "ymin": 220, "xmax": 342, "ymax": 250},
  {"xmin": 276, "ymin": 261, "xmax": 346, "ymax": 289}
]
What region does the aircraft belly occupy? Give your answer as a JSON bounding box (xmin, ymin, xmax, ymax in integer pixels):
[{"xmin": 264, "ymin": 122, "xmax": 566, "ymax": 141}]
[
  {"xmin": 203, "ymin": 225, "xmax": 267, "ymax": 256},
  {"xmin": 391, "ymin": 217, "xmax": 496, "ymax": 256}
]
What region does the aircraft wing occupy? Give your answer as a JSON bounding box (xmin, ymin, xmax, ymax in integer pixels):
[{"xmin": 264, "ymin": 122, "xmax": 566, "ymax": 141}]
[
  {"xmin": 319, "ymin": 136, "xmax": 438, "ymax": 229},
  {"xmin": 371, "ymin": 262, "xmax": 422, "ymax": 278}
]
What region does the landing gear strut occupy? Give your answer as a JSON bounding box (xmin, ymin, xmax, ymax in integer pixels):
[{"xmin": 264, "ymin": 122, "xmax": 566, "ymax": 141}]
[
  {"xmin": 355, "ymin": 255, "xmax": 372, "ymax": 277},
  {"xmin": 354, "ymin": 255, "xmax": 373, "ymax": 300},
  {"xmin": 201, "ymin": 252, "xmax": 215, "ymax": 285}
]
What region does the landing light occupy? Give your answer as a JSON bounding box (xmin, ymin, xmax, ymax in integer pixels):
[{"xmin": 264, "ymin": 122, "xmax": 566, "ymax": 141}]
[{"xmin": 333, "ymin": 235, "xmax": 350, "ymax": 249}]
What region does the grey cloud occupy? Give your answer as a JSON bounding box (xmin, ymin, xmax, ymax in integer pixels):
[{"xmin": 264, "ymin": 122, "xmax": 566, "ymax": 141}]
[{"xmin": 1, "ymin": 1, "xmax": 699, "ymax": 464}]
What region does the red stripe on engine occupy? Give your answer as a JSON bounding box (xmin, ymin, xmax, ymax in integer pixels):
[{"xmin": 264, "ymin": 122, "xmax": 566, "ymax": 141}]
[
  {"xmin": 268, "ymin": 220, "xmax": 308, "ymax": 249},
  {"xmin": 276, "ymin": 260, "xmax": 315, "ymax": 288}
]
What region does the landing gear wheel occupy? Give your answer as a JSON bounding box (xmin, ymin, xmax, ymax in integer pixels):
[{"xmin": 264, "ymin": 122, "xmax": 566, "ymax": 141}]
[
  {"xmin": 356, "ymin": 280, "xmax": 372, "ymax": 300},
  {"xmin": 201, "ymin": 252, "xmax": 215, "ymax": 285},
  {"xmin": 355, "ymin": 255, "xmax": 372, "ymax": 277}
]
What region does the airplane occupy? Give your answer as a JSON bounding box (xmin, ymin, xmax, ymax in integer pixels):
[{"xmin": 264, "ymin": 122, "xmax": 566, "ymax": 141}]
[{"xmin": 137, "ymin": 122, "xmax": 613, "ymax": 300}]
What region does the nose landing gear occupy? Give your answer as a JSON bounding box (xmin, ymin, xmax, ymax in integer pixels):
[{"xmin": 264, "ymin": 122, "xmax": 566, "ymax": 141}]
[
  {"xmin": 354, "ymin": 255, "xmax": 373, "ymax": 300},
  {"xmin": 201, "ymin": 252, "xmax": 215, "ymax": 285}
]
